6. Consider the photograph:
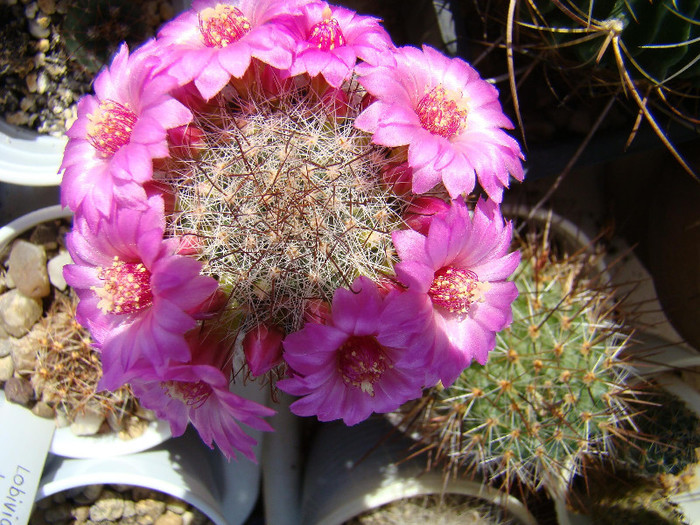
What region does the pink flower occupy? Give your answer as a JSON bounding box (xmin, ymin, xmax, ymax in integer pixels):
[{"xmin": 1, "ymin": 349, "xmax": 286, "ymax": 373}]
[
  {"xmin": 157, "ymin": 0, "xmax": 300, "ymax": 100},
  {"xmin": 355, "ymin": 46, "xmax": 524, "ymax": 202},
  {"xmin": 278, "ymin": 276, "xmax": 432, "ymax": 425},
  {"xmin": 392, "ymin": 198, "xmax": 520, "ymax": 386},
  {"xmin": 284, "ymin": 2, "xmax": 394, "ymax": 87},
  {"xmin": 243, "ymin": 323, "xmax": 284, "ymax": 376},
  {"xmin": 63, "ymin": 196, "xmax": 218, "ymax": 388},
  {"xmin": 131, "ymin": 331, "xmax": 275, "ymax": 461},
  {"xmin": 60, "ymin": 43, "xmax": 192, "ymax": 226}
]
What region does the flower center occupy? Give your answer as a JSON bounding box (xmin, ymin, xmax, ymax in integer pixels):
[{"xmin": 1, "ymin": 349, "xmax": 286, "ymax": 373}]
[
  {"xmin": 337, "ymin": 336, "xmax": 388, "ymax": 396},
  {"xmin": 92, "ymin": 257, "xmax": 153, "ymax": 314},
  {"xmin": 308, "ymin": 7, "xmax": 346, "ymax": 51},
  {"xmin": 87, "ymin": 100, "xmax": 137, "ymax": 157},
  {"xmin": 163, "ymin": 380, "xmax": 213, "ymax": 408},
  {"xmin": 415, "ymin": 85, "xmax": 468, "ymax": 139},
  {"xmin": 429, "ymin": 267, "xmax": 487, "ymax": 316},
  {"xmin": 199, "ymin": 4, "xmax": 251, "ymax": 48}
]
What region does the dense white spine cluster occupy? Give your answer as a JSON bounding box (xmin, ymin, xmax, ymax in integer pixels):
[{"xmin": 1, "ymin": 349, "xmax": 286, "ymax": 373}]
[{"xmin": 164, "ymin": 84, "xmax": 407, "ymax": 335}]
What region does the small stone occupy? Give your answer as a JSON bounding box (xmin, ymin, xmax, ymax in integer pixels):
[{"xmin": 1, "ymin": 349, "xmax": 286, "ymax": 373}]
[
  {"xmin": 0, "ymin": 355, "xmax": 14, "ymax": 382},
  {"xmin": 8, "ymin": 239, "xmax": 50, "ymax": 298},
  {"xmin": 89, "ymin": 490, "xmax": 125, "ymax": 522},
  {"xmin": 28, "ymin": 18, "xmax": 50, "ymax": 38},
  {"xmin": 36, "ymin": 69, "xmax": 49, "ymax": 94},
  {"xmin": 37, "ymin": 0, "xmax": 55, "ymax": 14},
  {"xmin": 165, "ymin": 497, "xmax": 187, "ymax": 515},
  {"xmin": 20, "ymin": 95, "xmax": 36, "ymax": 112},
  {"xmin": 0, "ymin": 289, "xmax": 43, "ymax": 338},
  {"xmin": 135, "ymin": 499, "xmax": 166, "ymax": 522},
  {"xmin": 45, "ymin": 62, "xmax": 67, "ymax": 78},
  {"xmin": 34, "ymin": 52, "xmax": 46, "ymax": 68},
  {"xmin": 11, "ymin": 337, "xmax": 37, "ymax": 371},
  {"xmin": 47, "ymin": 251, "xmax": 72, "ymax": 290},
  {"xmin": 0, "ymin": 336, "xmax": 13, "ymax": 357},
  {"xmin": 155, "ymin": 510, "xmax": 183, "ymax": 525},
  {"xmin": 36, "ymin": 38, "xmax": 50, "ymax": 52},
  {"xmin": 70, "ymin": 407, "xmax": 105, "ymax": 436},
  {"xmin": 24, "ymin": 1, "xmax": 38, "ymax": 18},
  {"xmin": 4, "ymin": 376, "xmax": 34, "ymax": 406},
  {"xmin": 123, "ymin": 499, "xmax": 137, "ymax": 519},
  {"xmin": 5, "ymin": 112, "xmax": 30, "ymax": 126},
  {"xmin": 70, "ymin": 505, "xmax": 90, "ymax": 523},
  {"xmin": 35, "ymin": 13, "xmax": 51, "ymax": 28},
  {"xmin": 31, "ymin": 401, "xmax": 55, "ymax": 419},
  {"xmin": 55, "ymin": 0, "xmax": 67, "ymax": 14}
]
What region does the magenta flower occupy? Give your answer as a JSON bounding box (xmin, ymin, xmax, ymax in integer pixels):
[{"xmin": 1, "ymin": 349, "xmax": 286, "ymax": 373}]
[
  {"xmin": 60, "ymin": 43, "xmax": 192, "ymax": 227},
  {"xmin": 392, "ymin": 198, "xmax": 520, "ymax": 386},
  {"xmin": 131, "ymin": 331, "xmax": 275, "ymax": 461},
  {"xmin": 157, "ymin": 0, "xmax": 300, "ymax": 100},
  {"xmin": 277, "ymin": 276, "xmax": 432, "ymax": 425},
  {"xmin": 355, "ymin": 45, "xmax": 524, "ymax": 202},
  {"xmin": 283, "ymin": 2, "xmax": 394, "ymax": 88},
  {"xmin": 63, "ymin": 196, "xmax": 219, "ymax": 388}
]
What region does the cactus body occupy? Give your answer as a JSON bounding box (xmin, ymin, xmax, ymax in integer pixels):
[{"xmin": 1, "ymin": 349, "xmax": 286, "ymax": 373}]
[{"xmin": 405, "ymin": 217, "xmax": 637, "ymax": 492}]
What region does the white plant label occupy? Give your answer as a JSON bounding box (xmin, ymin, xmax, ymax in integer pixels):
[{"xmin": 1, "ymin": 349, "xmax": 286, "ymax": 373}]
[{"xmin": 0, "ymin": 393, "xmax": 55, "ymax": 525}]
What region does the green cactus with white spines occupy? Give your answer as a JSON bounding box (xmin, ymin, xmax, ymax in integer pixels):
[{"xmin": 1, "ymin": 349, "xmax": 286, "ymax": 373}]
[{"xmin": 405, "ymin": 217, "xmax": 638, "ymax": 493}]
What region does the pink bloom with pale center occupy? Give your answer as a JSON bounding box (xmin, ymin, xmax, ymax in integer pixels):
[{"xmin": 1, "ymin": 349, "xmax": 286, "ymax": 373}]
[
  {"xmin": 157, "ymin": 0, "xmax": 300, "ymax": 100},
  {"xmin": 284, "ymin": 2, "xmax": 394, "ymax": 87},
  {"xmin": 60, "ymin": 43, "xmax": 192, "ymax": 227},
  {"xmin": 278, "ymin": 276, "xmax": 432, "ymax": 426},
  {"xmin": 131, "ymin": 331, "xmax": 274, "ymax": 461},
  {"xmin": 63, "ymin": 196, "xmax": 219, "ymax": 388},
  {"xmin": 355, "ymin": 45, "xmax": 524, "ymax": 202},
  {"xmin": 392, "ymin": 198, "xmax": 520, "ymax": 386}
]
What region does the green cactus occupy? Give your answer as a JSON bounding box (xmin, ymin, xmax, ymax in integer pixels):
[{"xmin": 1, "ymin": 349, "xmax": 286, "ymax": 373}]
[
  {"xmin": 569, "ymin": 461, "xmax": 689, "ymax": 525},
  {"xmin": 403, "ymin": 217, "xmax": 638, "ymax": 493},
  {"xmin": 531, "ymin": 0, "xmax": 700, "ymax": 84},
  {"xmin": 620, "ymin": 380, "xmax": 700, "ymax": 482},
  {"xmin": 516, "ymin": 0, "xmax": 700, "ymax": 176}
]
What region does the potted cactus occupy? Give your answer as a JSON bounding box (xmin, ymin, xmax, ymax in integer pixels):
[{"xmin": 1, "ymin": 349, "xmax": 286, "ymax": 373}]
[
  {"xmin": 0, "ymin": 0, "xmax": 186, "ymax": 185},
  {"xmin": 0, "ymin": 205, "xmax": 171, "ymax": 458},
  {"xmin": 385, "ymin": 207, "xmax": 643, "ymax": 523}
]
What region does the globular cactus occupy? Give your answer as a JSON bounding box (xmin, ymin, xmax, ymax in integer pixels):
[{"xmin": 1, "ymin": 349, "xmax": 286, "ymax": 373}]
[
  {"xmin": 529, "ymin": 0, "xmax": 700, "ymax": 85},
  {"xmin": 403, "ymin": 216, "xmax": 638, "ymax": 493},
  {"xmin": 620, "ymin": 380, "xmax": 700, "ymax": 488},
  {"xmin": 27, "ymin": 289, "xmax": 145, "ymax": 436},
  {"xmin": 516, "ymin": 0, "xmax": 700, "ymax": 175},
  {"xmin": 162, "ymin": 82, "xmax": 404, "ymax": 338},
  {"xmin": 569, "ymin": 461, "xmax": 689, "ymax": 525}
]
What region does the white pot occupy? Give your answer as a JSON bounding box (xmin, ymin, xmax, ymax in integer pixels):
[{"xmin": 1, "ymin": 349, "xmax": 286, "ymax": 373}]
[
  {"xmin": 33, "ymin": 380, "xmax": 266, "ymax": 525},
  {"xmin": 0, "ymin": 205, "xmax": 172, "ymax": 458},
  {"xmin": 0, "ymin": 120, "xmax": 65, "ymax": 186},
  {"xmin": 301, "ymin": 418, "xmax": 538, "ymax": 525},
  {"xmin": 36, "ymin": 429, "xmax": 239, "ymax": 525}
]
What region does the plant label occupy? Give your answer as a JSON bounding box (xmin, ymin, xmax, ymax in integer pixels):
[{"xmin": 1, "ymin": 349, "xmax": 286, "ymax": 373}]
[{"xmin": 0, "ymin": 392, "xmax": 55, "ymax": 525}]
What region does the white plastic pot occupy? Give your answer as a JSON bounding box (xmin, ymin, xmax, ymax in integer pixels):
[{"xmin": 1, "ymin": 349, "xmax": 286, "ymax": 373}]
[
  {"xmin": 301, "ymin": 417, "xmax": 538, "ymax": 525},
  {"xmin": 0, "ymin": 120, "xmax": 66, "ymax": 186},
  {"xmin": 0, "ymin": 204, "xmax": 172, "ymax": 458},
  {"xmin": 36, "ymin": 427, "xmax": 250, "ymax": 525}
]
